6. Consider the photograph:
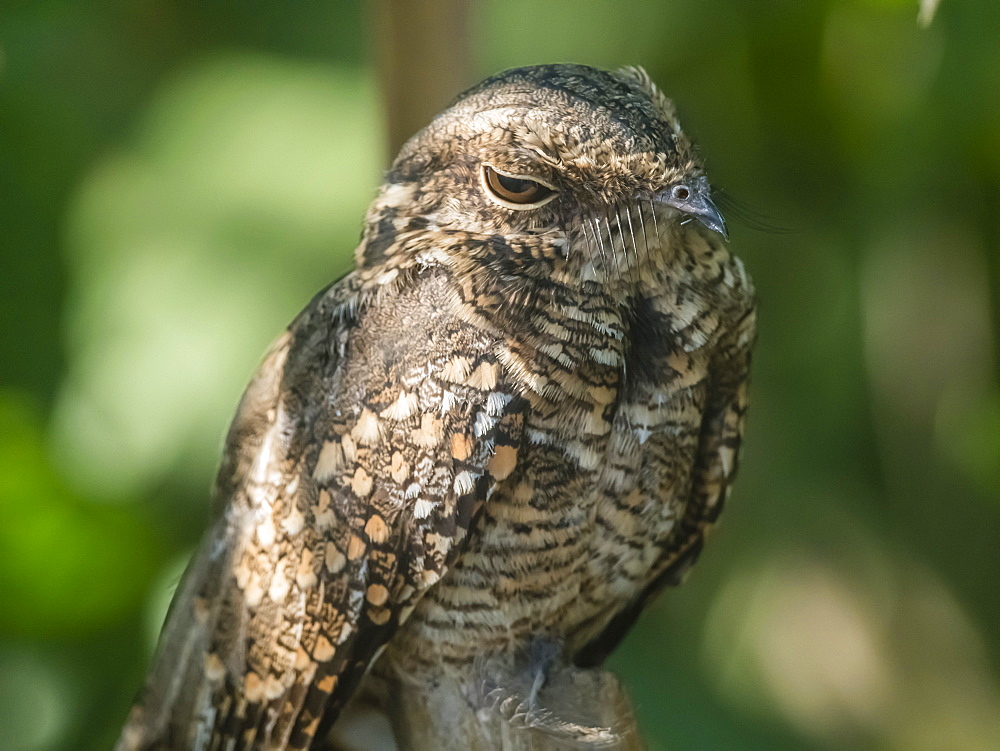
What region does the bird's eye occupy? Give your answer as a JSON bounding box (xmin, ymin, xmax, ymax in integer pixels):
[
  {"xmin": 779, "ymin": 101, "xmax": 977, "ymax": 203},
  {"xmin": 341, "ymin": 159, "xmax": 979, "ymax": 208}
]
[
  {"xmin": 671, "ymin": 184, "xmax": 691, "ymax": 202},
  {"xmin": 481, "ymin": 165, "xmax": 556, "ymax": 209}
]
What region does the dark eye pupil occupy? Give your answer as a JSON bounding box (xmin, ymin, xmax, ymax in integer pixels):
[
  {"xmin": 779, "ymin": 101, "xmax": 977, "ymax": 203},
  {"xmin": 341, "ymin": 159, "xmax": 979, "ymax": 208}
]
[
  {"xmin": 483, "ymin": 165, "xmax": 554, "ymax": 206},
  {"xmin": 673, "ymin": 185, "xmax": 691, "ymax": 201},
  {"xmin": 496, "ymin": 173, "xmax": 534, "ymax": 195}
]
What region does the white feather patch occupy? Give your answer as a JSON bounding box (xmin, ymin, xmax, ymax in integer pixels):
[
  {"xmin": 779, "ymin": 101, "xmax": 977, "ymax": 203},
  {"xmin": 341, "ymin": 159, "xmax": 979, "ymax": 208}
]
[
  {"xmin": 453, "ymin": 470, "xmax": 477, "ymax": 495},
  {"xmin": 351, "ymin": 408, "xmax": 382, "ymax": 446},
  {"xmin": 313, "ymin": 440, "xmax": 344, "ymax": 482},
  {"xmin": 413, "ymin": 499, "xmax": 436, "ymax": 519},
  {"xmin": 380, "ymin": 390, "xmax": 418, "ymax": 421},
  {"xmin": 486, "ymin": 391, "xmax": 513, "ymax": 416}
]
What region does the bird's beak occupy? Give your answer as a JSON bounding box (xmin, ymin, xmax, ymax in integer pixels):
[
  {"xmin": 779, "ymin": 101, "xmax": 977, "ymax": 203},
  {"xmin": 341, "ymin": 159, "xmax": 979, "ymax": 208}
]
[{"xmin": 658, "ymin": 178, "xmax": 729, "ymax": 240}]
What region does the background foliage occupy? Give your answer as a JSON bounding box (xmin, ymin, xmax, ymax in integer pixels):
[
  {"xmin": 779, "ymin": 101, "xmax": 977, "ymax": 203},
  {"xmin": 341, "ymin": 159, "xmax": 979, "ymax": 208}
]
[{"xmin": 2, "ymin": 1, "xmax": 999, "ymax": 749}]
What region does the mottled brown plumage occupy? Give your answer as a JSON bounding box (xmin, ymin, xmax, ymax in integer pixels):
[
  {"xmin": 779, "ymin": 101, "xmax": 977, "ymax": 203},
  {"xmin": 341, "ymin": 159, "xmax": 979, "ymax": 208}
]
[{"xmin": 117, "ymin": 64, "xmax": 756, "ymax": 750}]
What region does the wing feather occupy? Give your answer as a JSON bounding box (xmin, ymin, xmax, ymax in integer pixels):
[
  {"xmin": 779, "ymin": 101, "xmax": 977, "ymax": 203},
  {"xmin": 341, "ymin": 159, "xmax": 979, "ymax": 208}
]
[{"xmin": 117, "ymin": 268, "xmax": 525, "ymax": 750}]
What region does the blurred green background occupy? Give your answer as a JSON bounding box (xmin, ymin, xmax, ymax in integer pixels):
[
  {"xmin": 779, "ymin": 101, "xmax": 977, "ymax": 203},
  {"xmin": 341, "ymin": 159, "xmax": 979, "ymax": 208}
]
[{"xmin": 2, "ymin": 1, "xmax": 999, "ymax": 749}]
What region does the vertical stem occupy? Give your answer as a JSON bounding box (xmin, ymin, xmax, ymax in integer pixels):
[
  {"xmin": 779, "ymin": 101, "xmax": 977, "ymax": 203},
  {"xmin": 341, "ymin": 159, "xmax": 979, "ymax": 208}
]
[{"xmin": 371, "ymin": 0, "xmax": 475, "ymax": 159}]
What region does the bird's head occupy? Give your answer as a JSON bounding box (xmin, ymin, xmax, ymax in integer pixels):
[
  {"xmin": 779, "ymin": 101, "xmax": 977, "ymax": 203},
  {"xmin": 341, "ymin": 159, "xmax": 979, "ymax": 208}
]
[{"xmin": 358, "ymin": 64, "xmax": 726, "ymax": 290}]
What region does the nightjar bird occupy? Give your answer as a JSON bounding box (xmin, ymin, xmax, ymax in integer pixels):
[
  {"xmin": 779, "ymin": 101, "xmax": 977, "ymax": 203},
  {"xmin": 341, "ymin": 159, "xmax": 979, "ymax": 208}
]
[{"xmin": 117, "ymin": 63, "xmax": 756, "ymax": 750}]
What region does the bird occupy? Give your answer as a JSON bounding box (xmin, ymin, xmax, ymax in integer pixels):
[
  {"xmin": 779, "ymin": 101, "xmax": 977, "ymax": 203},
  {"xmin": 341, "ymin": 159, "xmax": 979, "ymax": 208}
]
[{"xmin": 116, "ymin": 63, "xmax": 756, "ymax": 750}]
